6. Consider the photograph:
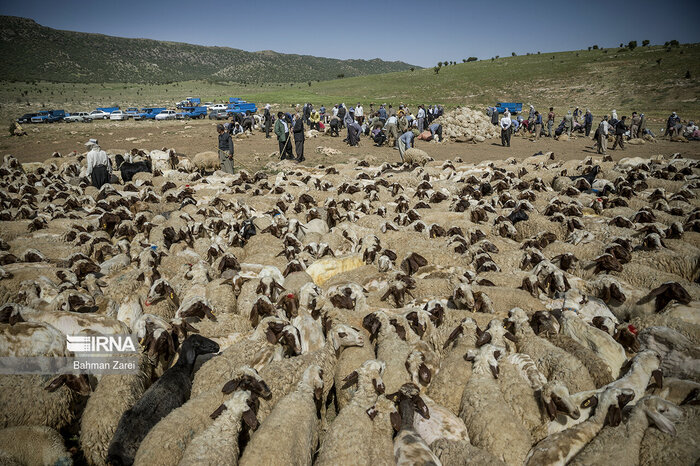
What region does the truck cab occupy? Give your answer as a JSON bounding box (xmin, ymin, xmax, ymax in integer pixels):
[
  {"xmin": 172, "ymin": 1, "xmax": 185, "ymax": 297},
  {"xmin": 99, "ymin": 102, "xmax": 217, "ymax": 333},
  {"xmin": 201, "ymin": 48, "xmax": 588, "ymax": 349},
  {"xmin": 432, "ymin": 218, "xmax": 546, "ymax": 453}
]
[
  {"xmin": 226, "ymin": 98, "xmax": 257, "ymax": 117},
  {"xmin": 176, "ymin": 106, "xmax": 208, "ymax": 119},
  {"xmin": 125, "ymin": 107, "xmax": 140, "ymax": 118},
  {"xmin": 134, "ymin": 107, "xmax": 166, "ymax": 120},
  {"xmin": 31, "ymin": 109, "xmax": 66, "ymax": 123},
  {"xmin": 495, "ymin": 102, "xmax": 523, "ymax": 114}
]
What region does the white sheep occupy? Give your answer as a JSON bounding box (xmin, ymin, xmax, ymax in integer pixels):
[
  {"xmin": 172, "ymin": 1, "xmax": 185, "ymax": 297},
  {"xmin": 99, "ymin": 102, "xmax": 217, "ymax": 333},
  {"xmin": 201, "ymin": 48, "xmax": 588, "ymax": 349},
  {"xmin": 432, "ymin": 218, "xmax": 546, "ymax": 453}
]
[
  {"xmin": 0, "ymin": 425, "xmax": 72, "ymax": 466},
  {"xmin": 239, "ymin": 365, "xmax": 324, "ymax": 466}
]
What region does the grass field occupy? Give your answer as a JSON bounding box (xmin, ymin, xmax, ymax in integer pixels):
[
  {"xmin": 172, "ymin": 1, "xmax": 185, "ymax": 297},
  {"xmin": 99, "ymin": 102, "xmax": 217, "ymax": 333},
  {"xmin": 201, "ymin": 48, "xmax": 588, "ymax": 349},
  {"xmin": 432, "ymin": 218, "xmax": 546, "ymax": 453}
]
[{"xmin": 2, "ymin": 44, "xmax": 698, "ymax": 124}]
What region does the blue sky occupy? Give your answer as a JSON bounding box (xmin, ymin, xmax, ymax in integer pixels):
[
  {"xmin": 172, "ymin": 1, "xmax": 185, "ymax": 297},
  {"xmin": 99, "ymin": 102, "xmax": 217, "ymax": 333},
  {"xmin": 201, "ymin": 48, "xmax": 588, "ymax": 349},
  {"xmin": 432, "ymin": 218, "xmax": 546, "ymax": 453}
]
[{"xmin": 2, "ymin": 0, "xmax": 698, "ymax": 67}]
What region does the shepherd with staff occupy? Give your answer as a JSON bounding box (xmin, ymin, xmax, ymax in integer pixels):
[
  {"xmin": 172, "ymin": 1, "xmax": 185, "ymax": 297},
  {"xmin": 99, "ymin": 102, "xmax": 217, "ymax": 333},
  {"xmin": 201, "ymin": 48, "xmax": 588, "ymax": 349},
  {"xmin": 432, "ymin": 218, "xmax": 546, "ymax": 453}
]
[{"xmin": 274, "ymin": 112, "xmax": 294, "ymax": 160}]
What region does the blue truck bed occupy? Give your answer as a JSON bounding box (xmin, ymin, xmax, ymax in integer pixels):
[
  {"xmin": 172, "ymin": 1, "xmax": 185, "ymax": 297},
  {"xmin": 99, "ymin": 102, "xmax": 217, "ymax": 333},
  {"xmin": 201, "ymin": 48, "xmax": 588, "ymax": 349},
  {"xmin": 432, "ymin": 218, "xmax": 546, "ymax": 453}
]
[{"xmin": 495, "ymin": 102, "xmax": 522, "ymax": 114}]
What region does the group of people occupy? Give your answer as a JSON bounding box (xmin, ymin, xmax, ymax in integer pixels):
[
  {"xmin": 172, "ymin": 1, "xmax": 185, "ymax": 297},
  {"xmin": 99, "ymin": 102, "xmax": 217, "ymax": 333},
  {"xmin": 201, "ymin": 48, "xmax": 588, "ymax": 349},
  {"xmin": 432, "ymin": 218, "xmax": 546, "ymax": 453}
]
[{"xmin": 665, "ymin": 112, "xmax": 699, "ymax": 139}]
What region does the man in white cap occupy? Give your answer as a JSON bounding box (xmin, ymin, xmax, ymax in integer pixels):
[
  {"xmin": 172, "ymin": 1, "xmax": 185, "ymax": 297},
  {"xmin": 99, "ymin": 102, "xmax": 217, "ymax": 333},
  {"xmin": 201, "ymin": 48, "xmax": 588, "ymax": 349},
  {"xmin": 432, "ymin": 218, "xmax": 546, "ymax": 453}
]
[{"xmin": 85, "ymin": 139, "xmax": 111, "ymax": 188}]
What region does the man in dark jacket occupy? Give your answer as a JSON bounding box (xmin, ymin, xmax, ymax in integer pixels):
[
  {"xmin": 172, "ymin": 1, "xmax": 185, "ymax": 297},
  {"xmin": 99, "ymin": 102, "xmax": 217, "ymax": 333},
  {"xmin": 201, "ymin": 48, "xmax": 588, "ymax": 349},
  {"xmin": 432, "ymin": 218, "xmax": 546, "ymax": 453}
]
[
  {"xmin": 274, "ymin": 112, "xmax": 293, "ymax": 159},
  {"xmin": 584, "ymin": 109, "xmax": 594, "ymax": 137},
  {"xmin": 264, "ymin": 105, "xmax": 272, "ymax": 138},
  {"xmin": 217, "ymin": 124, "xmax": 234, "ymax": 173},
  {"xmin": 303, "ymin": 103, "xmax": 312, "ymax": 125},
  {"xmin": 293, "ymin": 114, "xmax": 305, "ymax": 163},
  {"xmin": 337, "ymin": 105, "xmax": 346, "ymax": 128},
  {"xmin": 612, "ymin": 116, "xmax": 627, "ymax": 151}
]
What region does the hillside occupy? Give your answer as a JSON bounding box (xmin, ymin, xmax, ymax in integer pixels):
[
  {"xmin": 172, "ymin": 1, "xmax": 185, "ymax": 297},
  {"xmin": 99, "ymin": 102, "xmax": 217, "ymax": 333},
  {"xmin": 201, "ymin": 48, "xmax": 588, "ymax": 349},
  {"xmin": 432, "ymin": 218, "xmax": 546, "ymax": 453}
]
[{"xmin": 0, "ymin": 16, "xmax": 415, "ymax": 83}]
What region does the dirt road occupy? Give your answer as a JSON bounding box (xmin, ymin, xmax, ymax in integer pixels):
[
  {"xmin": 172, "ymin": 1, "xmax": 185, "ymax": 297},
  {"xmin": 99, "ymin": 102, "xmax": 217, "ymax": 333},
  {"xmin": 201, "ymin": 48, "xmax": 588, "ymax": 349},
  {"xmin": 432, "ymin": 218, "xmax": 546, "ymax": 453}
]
[{"xmin": 4, "ymin": 118, "xmax": 699, "ymax": 169}]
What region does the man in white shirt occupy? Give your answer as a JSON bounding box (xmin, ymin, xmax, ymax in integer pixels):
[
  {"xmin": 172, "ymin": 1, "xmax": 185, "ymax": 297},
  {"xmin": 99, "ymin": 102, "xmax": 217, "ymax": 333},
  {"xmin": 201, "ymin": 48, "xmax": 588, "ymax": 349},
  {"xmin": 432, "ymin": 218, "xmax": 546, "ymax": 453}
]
[
  {"xmin": 500, "ymin": 114, "xmax": 512, "ymax": 147},
  {"xmin": 597, "ymin": 115, "xmax": 610, "ymax": 155},
  {"xmin": 85, "ymin": 138, "xmax": 111, "ymax": 188},
  {"xmin": 355, "ymin": 103, "xmax": 364, "ymax": 125},
  {"xmin": 417, "ymin": 105, "xmax": 426, "ymax": 132},
  {"xmin": 384, "ymin": 114, "xmax": 398, "ymax": 147}
]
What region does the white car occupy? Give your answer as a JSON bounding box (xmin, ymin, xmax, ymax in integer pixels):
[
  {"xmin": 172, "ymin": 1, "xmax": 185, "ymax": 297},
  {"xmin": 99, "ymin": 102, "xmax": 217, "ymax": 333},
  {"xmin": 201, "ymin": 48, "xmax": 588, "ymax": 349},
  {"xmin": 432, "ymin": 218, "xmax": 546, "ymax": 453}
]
[
  {"xmin": 89, "ymin": 110, "xmax": 111, "ymax": 120},
  {"xmin": 208, "ymin": 104, "xmax": 228, "ymax": 112},
  {"xmin": 63, "ymin": 112, "xmax": 93, "ymax": 123},
  {"xmin": 109, "ymin": 110, "xmax": 128, "ymax": 121},
  {"xmin": 155, "ymin": 110, "xmax": 177, "ymax": 121}
]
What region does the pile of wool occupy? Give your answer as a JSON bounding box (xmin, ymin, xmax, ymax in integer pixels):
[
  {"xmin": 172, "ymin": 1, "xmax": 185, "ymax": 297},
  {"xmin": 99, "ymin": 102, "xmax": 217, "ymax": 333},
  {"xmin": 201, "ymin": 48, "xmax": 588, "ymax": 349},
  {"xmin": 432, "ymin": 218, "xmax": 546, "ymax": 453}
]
[
  {"xmin": 315, "ymin": 146, "xmax": 343, "ymax": 156},
  {"xmin": 434, "ymin": 107, "xmax": 499, "ymax": 141}
]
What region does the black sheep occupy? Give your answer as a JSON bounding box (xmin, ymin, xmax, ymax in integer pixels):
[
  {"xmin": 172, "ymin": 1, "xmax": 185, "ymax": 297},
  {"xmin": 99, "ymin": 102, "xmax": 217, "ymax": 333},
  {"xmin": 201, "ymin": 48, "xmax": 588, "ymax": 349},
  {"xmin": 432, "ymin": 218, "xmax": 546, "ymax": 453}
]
[
  {"xmin": 106, "ymin": 334, "xmax": 220, "ymax": 466},
  {"xmin": 115, "ymin": 154, "xmax": 152, "ymax": 183},
  {"xmin": 568, "ymin": 165, "xmax": 600, "ymax": 186}
]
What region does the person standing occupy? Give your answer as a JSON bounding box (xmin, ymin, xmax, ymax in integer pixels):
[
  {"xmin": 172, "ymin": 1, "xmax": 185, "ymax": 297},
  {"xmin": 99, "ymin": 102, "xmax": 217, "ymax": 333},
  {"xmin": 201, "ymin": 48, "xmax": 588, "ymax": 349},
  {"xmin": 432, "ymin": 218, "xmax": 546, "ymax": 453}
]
[
  {"xmin": 547, "ymin": 107, "xmax": 555, "ymax": 137},
  {"xmin": 584, "ymin": 109, "xmax": 593, "ymax": 137},
  {"xmin": 597, "ymin": 116, "xmax": 609, "ymax": 154},
  {"xmin": 378, "ymin": 105, "xmax": 387, "ymax": 124},
  {"xmin": 629, "ymin": 112, "xmax": 641, "ymax": 139},
  {"xmin": 263, "ymin": 104, "xmax": 272, "ymax": 138},
  {"xmin": 293, "ymin": 114, "xmax": 305, "ymax": 162},
  {"xmin": 612, "ymin": 116, "xmax": 627, "ymax": 150},
  {"xmin": 274, "ymin": 112, "xmax": 293, "ymax": 160},
  {"xmin": 500, "ymin": 113, "xmax": 512, "ymax": 147},
  {"xmin": 563, "ymin": 111, "xmax": 573, "ymax": 136},
  {"xmin": 534, "ymin": 111, "xmax": 542, "ymax": 140},
  {"xmin": 417, "ymin": 105, "xmax": 426, "ymax": 133},
  {"xmin": 332, "ymin": 104, "xmax": 339, "ymax": 119},
  {"xmin": 355, "ymin": 103, "xmax": 364, "ymax": 125},
  {"xmin": 303, "ymin": 103, "xmax": 312, "ymax": 125},
  {"xmin": 637, "ymin": 113, "xmax": 647, "ymax": 138},
  {"xmin": 384, "ymin": 114, "xmax": 399, "ymax": 147},
  {"xmin": 217, "ymin": 124, "xmax": 234, "ymax": 174},
  {"xmin": 319, "ymin": 104, "xmax": 326, "ymax": 122},
  {"xmin": 397, "ymin": 130, "xmax": 415, "ymax": 162},
  {"xmin": 85, "ymin": 139, "xmax": 111, "ymax": 188}
]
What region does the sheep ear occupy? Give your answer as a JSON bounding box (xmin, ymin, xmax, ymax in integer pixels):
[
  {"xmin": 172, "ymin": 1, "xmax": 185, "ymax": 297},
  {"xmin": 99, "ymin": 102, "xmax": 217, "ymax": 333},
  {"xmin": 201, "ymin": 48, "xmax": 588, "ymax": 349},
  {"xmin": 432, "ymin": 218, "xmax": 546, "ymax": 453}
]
[
  {"xmin": 242, "ymin": 409, "xmax": 259, "ymax": 430},
  {"xmin": 605, "ymin": 405, "xmax": 622, "ymax": 427},
  {"xmin": 373, "ymin": 378, "xmax": 385, "ymax": 395},
  {"xmin": 366, "ymin": 406, "xmax": 378, "ymax": 420},
  {"xmin": 265, "ymin": 328, "xmax": 278, "ymax": 344},
  {"xmin": 414, "ymin": 396, "xmax": 430, "ymax": 419},
  {"xmin": 418, "ymin": 363, "xmax": 432, "ymax": 385},
  {"xmin": 390, "ymin": 412, "xmax": 402, "ymax": 431},
  {"xmin": 221, "ymin": 378, "xmax": 241, "ymax": 394},
  {"xmin": 504, "ymin": 331, "xmax": 518, "ymax": 342},
  {"xmin": 210, "ymin": 403, "xmax": 227, "ymax": 419},
  {"xmin": 476, "ymin": 332, "xmax": 492, "ymax": 347},
  {"xmin": 489, "ymin": 364, "xmax": 499, "ymax": 379},
  {"xmin": 644, "ymin": 408, "xmax": 676, "ymax": 435},
  {"xmin": 464, "ymin": 352, "xmax": 476, "ymax": 362},
  {"xmin": 341, "ymin": 371, "xmax": 359, "ymax": 389},
  {"xmin": 581, "ymin": 395, "xmax": 598, "ymax": 410},
  {"xmin": 45, "ymin": 374, "xmax": 68, "ymax": 392},
  {"xmin": 652, "ymin": 370, "xmax": 663, "ymax": 390},
  {"xmin": 680, "ymin": 388, "xmax": 699, "ymax": 406}
]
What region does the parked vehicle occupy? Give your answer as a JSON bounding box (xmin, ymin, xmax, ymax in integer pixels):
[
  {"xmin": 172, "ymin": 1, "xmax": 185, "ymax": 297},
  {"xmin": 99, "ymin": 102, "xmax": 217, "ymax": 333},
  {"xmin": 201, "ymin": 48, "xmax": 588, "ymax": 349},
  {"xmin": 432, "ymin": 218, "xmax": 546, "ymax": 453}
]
[
  {"xmin": 31, "ymin": 109, "xmax": 66, "ymax": 123},
  {"xmin": 176, "ymin": 106, "xmax": 208, "ymax": 119},
  {"xmin": 125, "ymin": 107, "xmax": 140, "ymax": 118},
  {"xmin": 89, "ymin": 110, "xmax": 112, "ymax": 120},
  {"xmin": 176, "ymin": 97, "xmax": 201, "ymax": 109},
  {"xmin": 208, "ymin": 109, "xmax": 229, "ymax": 120},
  {"xmin": 226, "ymin": 98, "xmax": 257, "ymax": 117},
  {"xmin": 17, "ymin": 113, "xmax": 40, "ymax": 124},
  {"xmin": 495, "ymin": 102, "xmax": 523, "ymax": 114},
  {"xmin": 209, "ymin": 104, "xmax": 228, "ymax": 112},
  {"xmin": 155, "ymin": 110, "xmax": 177, "ymax": 120},
  {"xmin": 64, "ymin": 112, "xmax": 94, "ymax": 123},
  {"xmin": 110, "ymin": 110, "xmax": 128, "ymax": 121},
  {"xmin": 134, "ymin": 107, "xmax": 166, "ymax": 120},
  {"xmin": 97, "ymin": 107, "xmax": 120, "ymax": 114}
]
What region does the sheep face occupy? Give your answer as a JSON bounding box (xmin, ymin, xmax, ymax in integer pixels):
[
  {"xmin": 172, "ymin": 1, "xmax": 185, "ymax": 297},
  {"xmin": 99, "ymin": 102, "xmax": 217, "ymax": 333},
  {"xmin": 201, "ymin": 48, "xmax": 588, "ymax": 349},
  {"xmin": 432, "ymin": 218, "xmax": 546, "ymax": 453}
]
[{"xmin": 330, "ymin": 324, "xmax": 364, "ymax": 352}]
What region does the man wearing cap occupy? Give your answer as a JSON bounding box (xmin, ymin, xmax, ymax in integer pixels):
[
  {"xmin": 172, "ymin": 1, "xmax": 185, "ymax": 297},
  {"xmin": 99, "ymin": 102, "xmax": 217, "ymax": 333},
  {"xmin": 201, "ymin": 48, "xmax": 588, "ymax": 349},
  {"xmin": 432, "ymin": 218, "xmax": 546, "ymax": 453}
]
[
  {"xmin": 85, "ymin": 139, "xmax": 111, "ymax": 188},
  {"xmin": 274, "ymin": 112, "xmax": 293, "ymax": 159},
  {"xmin": 263, "ymin": 104, "xmax": 272, "ymax": 138},
  {"xmin": 217, "ymin": 124, "xmax": 234, "ymax": 174},
  {"xmin": 500, "ymin": 113, "xmax": 512, "ymax": 147}
]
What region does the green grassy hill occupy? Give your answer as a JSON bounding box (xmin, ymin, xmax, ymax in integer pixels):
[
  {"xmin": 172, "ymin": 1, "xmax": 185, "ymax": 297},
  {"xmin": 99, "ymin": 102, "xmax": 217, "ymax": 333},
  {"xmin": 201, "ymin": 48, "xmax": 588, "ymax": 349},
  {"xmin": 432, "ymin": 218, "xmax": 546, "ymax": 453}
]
[
  {"xmin": 1, "ymin": 42, "xmax": 698, "ymax": 122},
  {"xmin": 0, "ymin": 16, "xmax": 415, "ymax": 83}
]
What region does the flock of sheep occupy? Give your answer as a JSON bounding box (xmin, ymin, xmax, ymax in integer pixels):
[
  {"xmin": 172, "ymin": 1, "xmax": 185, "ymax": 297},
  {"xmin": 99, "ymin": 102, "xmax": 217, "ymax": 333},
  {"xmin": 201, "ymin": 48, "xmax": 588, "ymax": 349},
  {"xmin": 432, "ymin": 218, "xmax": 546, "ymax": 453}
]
[{"xmin": 0, "ymin": 144, "xmax": 698, "ymax": 466}]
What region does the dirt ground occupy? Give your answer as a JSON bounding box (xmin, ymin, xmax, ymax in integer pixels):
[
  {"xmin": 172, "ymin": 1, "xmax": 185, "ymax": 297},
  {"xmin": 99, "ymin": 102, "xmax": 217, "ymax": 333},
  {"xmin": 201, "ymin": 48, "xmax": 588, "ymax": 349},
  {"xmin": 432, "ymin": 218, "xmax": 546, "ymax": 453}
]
[{"xmin": 4, "ymin": 118, "xmax": 699, "ymax": 168}]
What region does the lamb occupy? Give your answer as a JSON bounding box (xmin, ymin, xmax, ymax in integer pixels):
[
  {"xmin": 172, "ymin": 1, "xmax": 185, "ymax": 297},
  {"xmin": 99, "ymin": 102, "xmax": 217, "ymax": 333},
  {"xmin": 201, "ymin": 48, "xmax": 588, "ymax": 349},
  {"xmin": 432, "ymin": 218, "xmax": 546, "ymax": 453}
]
[
  {"xmin": 316, "ymin": 360, "xmax": 387, "ymax": 466},
  {"xmin": 177, "ymin": 390, "xmax": 258, "ymax": 466},
  {"xmin": 134, "ymin": 367, "xmax": 270, "ymax": 466},
  {"xmin": 558, "ymin": 310, "xmax": 628, "ymax": 379},
  {"xmin": 525, "ymin": 387, "xmax": 635, "ymax": 466},
  {"xmin": 569, "ymin": 395, "xmax": 683, "ymax": 466},
  {"xmin": 459, "ymin": 344, "xmax": 533, "ymax": 465},
  {"xmin": 507, "ymin": 307, "xmax": 596, "ymax": 393},
  {"xmin": 80, "ymin": 352, "xmax": 154, "ymax": 466},
  {"xmin": 0, "ymin": 425, "xmax": 72, "ymax": 466},
  {"xmin": 238, "ymin": 365, "xmax": 324, "ymax": 466},
  {"xmin": 107, "ymin": 335, "xmax": 220, "ymax": 466},
  {"xmin": 427, "ymin": 318, "xmax": 480, "ymax": 414},
  {"xmin": 192, "ymin": 151, "xmax": 221, "ymax": 173},
  {"xmin": 403, "ymin": 148, "xmax": 432, "ymax": 166},
  {"xmin": 389, "ymin": 383, "xmax": 442, "ymax": 466}
]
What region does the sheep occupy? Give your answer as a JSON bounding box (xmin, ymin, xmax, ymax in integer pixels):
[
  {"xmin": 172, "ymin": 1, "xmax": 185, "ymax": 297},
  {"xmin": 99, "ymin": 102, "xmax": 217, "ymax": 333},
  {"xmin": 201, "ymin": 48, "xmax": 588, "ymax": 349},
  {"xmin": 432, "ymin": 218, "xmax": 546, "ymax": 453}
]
[
  {"xmin": 638, "ymin": 325, "xmax": 700, "ymax": 381},
  {"xmin": 459, "ymin": 344, "xmax": 533, "ymax": 465},
  {"xmin": 430, "ymin": 437, "xmax": 506, "ymax": 466},
  {"xmin": 363, "ymin": 310, "xmax": 414, "ymax": 394},
  {"xmin": 638, "ymin": 404, "xmax": 700, "ymax": 465},
  {"xmin": 412, "ymin": 394, "xmax": 469, "ymax": 446},
  {"xmin": 80, "ymin": 352, "xmax": 154, "ymax": 466},
  {"xmin": 650, "ymin": 377, "xmax": 700, "ymax": 405},
  {"xmin": 0, "ymin": 321, "xmax": 66, "ymax": 357},
  {"xmin": 525, "ymin": 387, "xmax": 636, "ymax": 466},
  {"xmin": 192, "ymin": 151, "xmax": 221, "ymax": 173},
  {"xmin": 4, "ymin": 303, "xmax": 130, "ymax": 335},
  {"xmin": 389, "ymin": 383, "xmax": 442, "ymax": 466},
  {"xmin": 569, "ymin": 395, "xmax": 683, "ymax": 466},
  {"xmin": 427, "ymin": 318, "xmax": 480, "ymax": 414},
  {"xmin": 134, "ymin": 367, "xmax": 270, "ymax": 466},
  {"xmin": 238, "ymin": 365, "xmax": 324, "ymax": 466},
  {"xmin": 114, "ymin": 154, "xmax": 152, "ymax": 183},
  {"xmin": 316, "ymin": 360, "xmax": 387, "ymax": 466},
  {"xmin": 0, "ymin": 425, "xmax": 72, "ymax": 466},
  {"xmin": 107, "ymin": 335, "xmax": 220, "ymax": 466},
  {"xmin": 507, "ymin": 307, "xmax": 596, "ymax": 393},
  {"xmin": 177, "ymin": 390, "xmax": 258, "ymax": 466},
  {"xmin": 256, "ymin": 323, "xmax": 364, "ymax": 423},
  {"xmin": 558, "ymin": 310, "xmax": 628, "ymax": 379}
]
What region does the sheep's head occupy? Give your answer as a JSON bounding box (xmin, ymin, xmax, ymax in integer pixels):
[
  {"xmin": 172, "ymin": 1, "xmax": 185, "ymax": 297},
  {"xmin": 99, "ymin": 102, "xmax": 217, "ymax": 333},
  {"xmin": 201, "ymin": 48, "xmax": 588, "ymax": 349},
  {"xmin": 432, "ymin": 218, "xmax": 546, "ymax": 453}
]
[
  {"xmin": 330, "ymin": 324, "xmax": 364, "ymax": 352},
  {"xmin": 222, "ymin": 366, "xmax": 272, "ymax": 400},
  {"xmin": 278, "ymin": 324, "xmax": 302, "ymax": 356},
  {"xmin": 405, "ymin": 350, "xmax": 433, "ymax": 387},
  {"xmin": 176, "ymin": 297, "xmax": 216, "ymax": 322},
  {"xmin": 644, "ymin": 282, "xmax": 691, "ymax": 312},
  {"xmin": 45, "ymin": 374, "xmax": 91, "ymax": 396},
  {"xmin": 385, "ymin": 382, "xmax": 430, "ymax": 430},
  {"xmin": 277, "ymin": 292, "xmax": 299, "ymax": 319},
  {"xmin": 301, "ymin": 364, "xmax": 324, "ymax": 400},
  {"xmin": 464, "ymin": 344, "xmax": 503, "ymax": 379},
  {"xmin": 541, "ymin": 381, "xmax": 579, "ymax": 421},
  {"xmin": 250, "ymin": 296, "xmax": 276, "ymax": 327},
  {"xmin": 443, "ymin": 317, "xmax": 479, "ymax": 349},
  {"xmin": 341, "ymin": 359, "xmax": 386, "ymax": 394},
  {"xmin": 530, "ymin": 310, "xmax": 560, "ymax": 336},
  {"xmin": 0, "ymin": 303, "xmax": 24, "ymax": 325},
  {"xmin": 146, "ymin": 279, "xmax": 178, "ymax": 307},
  {"xmin": 209, "ymin": 390, "xmax": 259, "ymax": 432},
  {"xmin": 638, "ymin": 395, "xmax": 683, "ymax": 435}
]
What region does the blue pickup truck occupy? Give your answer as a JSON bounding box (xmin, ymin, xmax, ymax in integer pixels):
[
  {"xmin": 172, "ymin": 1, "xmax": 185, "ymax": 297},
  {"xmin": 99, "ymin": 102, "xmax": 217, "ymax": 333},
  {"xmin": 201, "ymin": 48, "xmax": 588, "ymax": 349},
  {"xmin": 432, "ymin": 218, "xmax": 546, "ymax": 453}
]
[
  {"xmin": 176, "ymin": 106, "xmax": 207, "ymax": 119},
  {"xmin": 134, "ymin": 107, "xmax": 166, "ymax": 120},
  {"xmin": 494, "ymin": 102, "xmax": 523, "ymax": 114},
  {"xmin": 31, "ymin": 109, "xmax": 66, "ymax": 123},
  {"xmin": 176, "ymin": 97, "xmax": 201, "ymax": 109},
  {"xmin": 124, "ymin": 107, "xmax": 140, "ymax": 118},
  {"xmin": 226, "ymin": 98, "xmax": 257, "ymax": 117}
]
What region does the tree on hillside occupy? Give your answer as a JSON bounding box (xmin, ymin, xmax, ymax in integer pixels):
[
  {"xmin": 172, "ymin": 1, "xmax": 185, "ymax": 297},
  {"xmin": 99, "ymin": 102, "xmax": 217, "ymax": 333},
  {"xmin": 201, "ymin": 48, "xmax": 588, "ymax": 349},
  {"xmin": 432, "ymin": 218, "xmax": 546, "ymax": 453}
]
[
  {"xmin": 619, "ymin": 43, "xmax": 623, "ymax": 47},
  {"xmin": 437, "ymin": 61, "xmax": 442, "ymax": 68},
  {"xmin": 588, "ymin": 46, "xmax": 592, "ymax": 51},
  {"xmin": 669, "ymin": 40, "xmax": 680, "ymax": 47},
  {"xmin": 592, "ymin": 45, "xmax": 599, "ymax": 49},
  {"xmin": 433, "ymin": 66, "xmax": 440, "ymax": 75},
  {"xmin": 410, "ymin": 67, "xmax": 415, "ymax": 72},
  {"xmin": 467, "ymin": 57, "xmax": 477, "ymax": 62},
  {"xmin": 337, "ymin": 73, "xmax": 345, "ymax": 78},
  {"xmin": 495, "ymin": 55, "xmax": 499, "ymax": 59},
  {"xmin": 462, "ymin": 59, "xmax": 467, "ymax": 63},
  {"xmin": 512, "ymin": 52, "xmax": 516, "ymax": 56},
  {"xmin": 642, "ymin": 40, "xmax": 650, "ymax": 46},
  {"xmin": 628, "ymin": 41, "xmax": 637, "ymax": 50}
]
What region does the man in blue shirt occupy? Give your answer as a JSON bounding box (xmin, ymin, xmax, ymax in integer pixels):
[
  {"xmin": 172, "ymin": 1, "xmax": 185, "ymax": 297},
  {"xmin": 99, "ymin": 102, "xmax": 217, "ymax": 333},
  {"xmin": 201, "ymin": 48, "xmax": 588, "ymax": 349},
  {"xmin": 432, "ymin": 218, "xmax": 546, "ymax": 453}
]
[
  {"xmin": 429, "ymin": 123, "xmax": 443, "ymax": 142},
  {"xmin": 398, "ymin": 130, "xmax": 415, "ymax": 162},
  {"xmin": 378, "ymin": 105, "xmax": 387, "ymax": 123},
  {"xmin": 534, "ymin": 111, "xmax": 543, "ymax": 140}
]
